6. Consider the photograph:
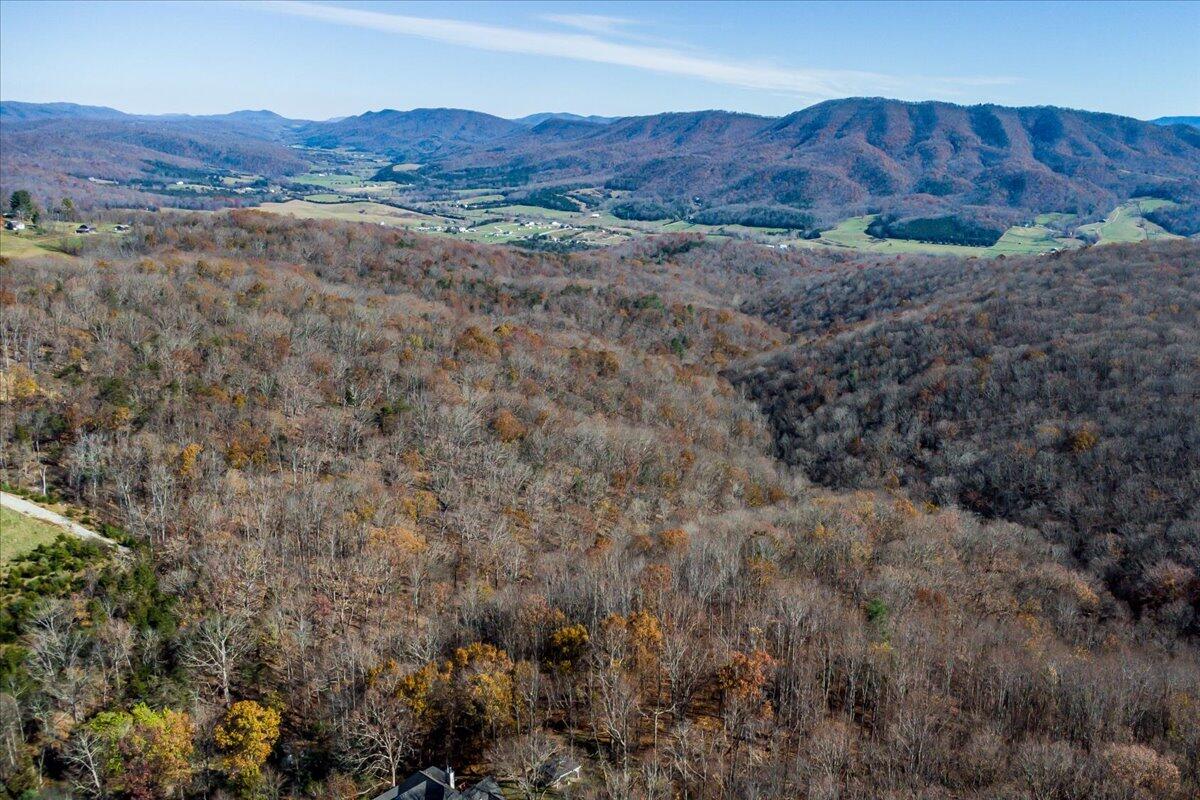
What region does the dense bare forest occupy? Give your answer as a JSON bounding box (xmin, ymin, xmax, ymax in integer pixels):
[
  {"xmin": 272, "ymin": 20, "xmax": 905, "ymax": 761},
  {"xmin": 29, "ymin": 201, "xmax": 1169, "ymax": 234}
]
[
  {"xmin": 730, "ymin": 242, "xmax": 1200, "ymax": 636},
  {"xmin": 1, "ymin": 214, "xmax": 1198, "ymax": 799}
]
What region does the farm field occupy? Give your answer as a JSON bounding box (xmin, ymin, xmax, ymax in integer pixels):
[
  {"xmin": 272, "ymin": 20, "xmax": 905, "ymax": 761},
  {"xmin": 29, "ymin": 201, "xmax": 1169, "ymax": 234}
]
[
  {"xmin": 791, "ymin": 216, "xmax": 989, "ymax": 256},
  {"xmin": 1077, "ymin": 199, "xmax": 1181, "ymax": 245},
  {"xmin": 792, "ymin": 215, "xmax": 1088, "ymax": 258},
  {"xmin": 988, "ymin": 223, "xmax": 1084, "ymax": 255},
  {"xmin": 454, "ymin": 193, "xmax": 505, "ymax": 205},
  {"xmin": 256, "ymin": 199, "xmax": 453, "ymax": 229}
]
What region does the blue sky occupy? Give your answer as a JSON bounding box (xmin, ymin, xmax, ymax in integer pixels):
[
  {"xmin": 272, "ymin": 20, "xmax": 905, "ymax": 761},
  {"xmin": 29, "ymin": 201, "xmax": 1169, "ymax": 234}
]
[{"xmin": 1, "ymin": 0, "xmax": 1196, "ymax": 120}]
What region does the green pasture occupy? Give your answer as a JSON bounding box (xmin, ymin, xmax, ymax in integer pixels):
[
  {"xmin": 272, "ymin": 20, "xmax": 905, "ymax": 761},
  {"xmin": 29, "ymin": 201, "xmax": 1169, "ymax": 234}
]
[{"xmin": 1076, "ymin": 199, "xmax": 1180, "ymax": 245}]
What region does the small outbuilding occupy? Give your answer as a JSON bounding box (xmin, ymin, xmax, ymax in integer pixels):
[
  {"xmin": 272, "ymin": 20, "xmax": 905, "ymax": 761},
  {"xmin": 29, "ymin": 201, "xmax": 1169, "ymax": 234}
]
[{"xmin": 538, "ymin": 754, "xmax": 582, "ymax": 788}]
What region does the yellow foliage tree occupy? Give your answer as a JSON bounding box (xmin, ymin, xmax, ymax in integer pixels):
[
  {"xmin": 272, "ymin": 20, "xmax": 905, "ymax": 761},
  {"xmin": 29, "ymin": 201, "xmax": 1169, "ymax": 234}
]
[
  {"xmin": 177, "ymin": 442, "xmax": 203, "ymax": 477},
  {"xmin": 214, "ymin": 700, "xmax": 281, "ymax": 792},
  {"xmin": 547, "ymin": 623, "xmax": 590, "ymax": 673}
]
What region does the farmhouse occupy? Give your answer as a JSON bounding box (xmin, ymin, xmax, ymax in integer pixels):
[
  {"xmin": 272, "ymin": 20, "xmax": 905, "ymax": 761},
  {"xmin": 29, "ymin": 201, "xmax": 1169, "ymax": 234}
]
[{"xmin": 5, "ymin": 220, "xmax": 26, "ymax": 231}]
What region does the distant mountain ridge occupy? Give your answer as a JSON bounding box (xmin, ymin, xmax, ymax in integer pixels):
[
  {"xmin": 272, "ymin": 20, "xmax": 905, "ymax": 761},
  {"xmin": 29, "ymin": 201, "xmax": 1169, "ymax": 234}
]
[
  {"xmin": 0, "ymin": 101, "xmax": 129, "ymax": 121},
  {"xmin": 0, "ymin": 100, "xmax": 307, "ymax": 129},
  {"xmin": 1153, "ymin": 116, "xmax": 1200, "ymax": 129},
  {"xmin": 294, "ymin": 107, "xmax": 524, "ymax": 158},
  {"xmin": 512, "ymin": 112, "xmax": 619, "ymax": 126},
  {"xmin": 427, "ymin": 98, "xmax": 1200, "ymax": 228},
  {"xmin": 3, "ymin": 98, "xmax": 1199, "ymax": 229}
]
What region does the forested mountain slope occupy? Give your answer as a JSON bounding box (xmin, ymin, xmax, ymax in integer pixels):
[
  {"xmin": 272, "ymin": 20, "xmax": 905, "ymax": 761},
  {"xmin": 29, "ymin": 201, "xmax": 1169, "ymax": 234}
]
[
  {"xmin": 434, "ymin": 98, "xmax": 1200, "ymax": 226},
  {"xmin": 729, "ymin": 241, "xmax": 1200, "ymax": 635},
  {"xmin": 0, "ymin": 117, "xmax": 308, "ymax": 209},
  {"xmin": 296, "ymin": 108, "xmax": 525, "ymax": 158},
  {"xmin": 1, "ymin": 216, "xmax": 1198, "ymax": 798},
  {"xmin": 5, "ymin": 98, "xmax": 1198, "ymax": 233}
]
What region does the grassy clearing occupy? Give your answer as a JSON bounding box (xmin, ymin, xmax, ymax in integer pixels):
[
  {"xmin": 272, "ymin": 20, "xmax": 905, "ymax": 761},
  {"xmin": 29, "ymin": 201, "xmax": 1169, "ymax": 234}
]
[
  {"xmin": 1034, "ymin": 211, "xmax": 1075, "ymax": 227},
  {"xmin": 1077, "ymin": 200, "xmax": 1181, "ymax": 245},
  {"xmin": 1, "ymin": 506, "xmax": 63, "ymax": 564},
  {"xmin": 792, "ymin": 215, "xmax": 1085, "ymax": 258},
  {"xmin": 0, "ymin": 220, "xmax": 130, "ymax": 261},
  {"xmin": 456, "ymin": 194, "xmax": 506, "ymax": 206},
  {"xmin": 293, "ymin": 172, "xmax": 372, "ymax": 190},
  {"xmin": 459, "ymin": 221, "xmax": 552, "ymax": 242},
  {"xmin": 488, "ymin": 204, "xmax": 580, "ymax": 220},
  {"xmin": 256, "ymin": 199, "xmax": 450, "ymax": 229},
  {"xmin": 989, "ymin": 224, "xmax": 1084, "ymax": 255},
  {"xmin": 1, "ymin": 229, "xmax": 72, "ymax": 260},
  {"xmin": 791, "ymin": 216, "xmax": 987, "ymax": 256},
  {"xmin": 220, "ymin": 174, "xmax": 261, "ymax": 187},
  {"xmin": 303, "ymin": 193, "xmax": 351, "ymax": 203},
  {"xmin": 1135, "ymin": 197, "xmax": 1175, "ymax": 213}
]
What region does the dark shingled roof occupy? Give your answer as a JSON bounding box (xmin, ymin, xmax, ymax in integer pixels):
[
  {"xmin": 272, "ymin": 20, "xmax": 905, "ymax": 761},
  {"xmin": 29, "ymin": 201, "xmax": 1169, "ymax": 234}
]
[
  {"xmin": 372, "ymin": 767, "xmax": 454, "ymax": 800},
  {"xmin": 460, "ymin": 777, "xmax": 504, "ymax": 800},
  {"xmin": 370, "ymin": 767, "xmax": 504, "ymax": 800}
]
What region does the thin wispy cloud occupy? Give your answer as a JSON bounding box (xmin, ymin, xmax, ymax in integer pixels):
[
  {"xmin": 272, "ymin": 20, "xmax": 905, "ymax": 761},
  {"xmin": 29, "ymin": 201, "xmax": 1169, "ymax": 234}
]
[
  {"xmin": 256, "ymin": 1, "xmax": 1013, "ymax": 99},
  {"xmin": 540, "ymin": 14, "xmax": 637, "ymax": 36}
]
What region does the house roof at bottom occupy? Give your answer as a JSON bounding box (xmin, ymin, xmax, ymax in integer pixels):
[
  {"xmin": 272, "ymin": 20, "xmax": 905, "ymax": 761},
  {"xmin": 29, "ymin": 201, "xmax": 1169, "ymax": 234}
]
[
  {"xmin": 460, "ymin": 777, "xmax": 505, "ymax": 800},
  {"xmin": 370, "ymin": 767, "xmax": 504, "ymax": 800},
  {"xmin": 374, "ymin": 767, "xmax": 454, "ymax": 800}
]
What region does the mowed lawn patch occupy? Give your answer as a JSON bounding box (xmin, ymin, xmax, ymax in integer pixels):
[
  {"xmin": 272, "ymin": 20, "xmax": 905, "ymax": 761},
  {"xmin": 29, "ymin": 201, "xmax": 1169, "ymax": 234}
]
[
  {"xmin": 1, "ymin": 506, "xmax": 63, "ymax": 564},
  {"xmin": 0, "ymin": 229, "xmax": 77, "ymax": 261}
]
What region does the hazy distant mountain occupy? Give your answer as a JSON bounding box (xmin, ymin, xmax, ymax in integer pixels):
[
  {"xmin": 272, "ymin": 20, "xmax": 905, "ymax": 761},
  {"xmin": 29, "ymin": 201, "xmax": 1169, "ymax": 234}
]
[
  {"xmin": 1153, "ymin": 116, "xmax": 1200, "ymax": 128},
  {"xmin": 0, "ymin": 100, "xmax": 129, "ymax": 121},
  {"xmin": 296, "ymin": 108, "xmax": 523, "ymax": 158},
  {"xmin": 512, "ymin": 112, "xmax": 619, "ymax": 126},
  {"xmin": 151, "ymin": 109, "xmax": 307, "ymax": 139},
  {"xmin": 2, "ymin": 117, "xmax": 306, "ymax": 175},
  {"xmin": 0, "ymin": 113, "xmax": 307, "ymax": 210},
  {"xmin": 1, "ymin": 102, "xmax": 307, "ymax": 137}
]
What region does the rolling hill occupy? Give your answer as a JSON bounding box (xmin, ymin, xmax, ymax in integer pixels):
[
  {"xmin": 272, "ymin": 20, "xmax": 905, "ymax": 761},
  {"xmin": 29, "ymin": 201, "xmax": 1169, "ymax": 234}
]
[
  {"xmin": 430, "ymin": 99, "xmax": 1200, "ymax": 233},
  {"xmin": 0, "ymin": 115, "xmax": 309, "ymax": 208}
]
